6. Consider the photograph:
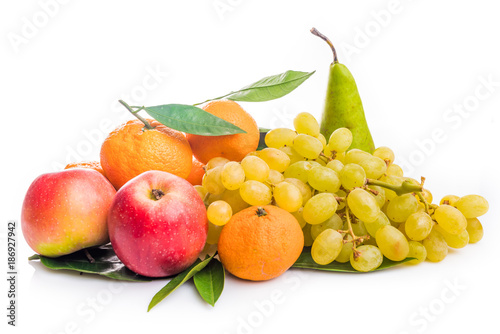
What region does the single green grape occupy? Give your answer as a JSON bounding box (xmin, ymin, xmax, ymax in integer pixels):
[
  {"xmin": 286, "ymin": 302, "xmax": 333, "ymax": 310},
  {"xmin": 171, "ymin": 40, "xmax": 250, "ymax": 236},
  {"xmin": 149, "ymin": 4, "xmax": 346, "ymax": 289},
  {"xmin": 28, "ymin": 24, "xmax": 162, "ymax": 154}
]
[
  {"xmin": 344, "ymin": 149, "xmax": 371, "ymax": 165},
  {"xmin": 311, "ymin": 229, "xmax": 344, "ymax": 265},
  {"xmin": 316, "ymin": 133, "xmax": 327, "ymax": 148},
  {"xmin": 335, "ymin": 151, "xmax": 346, "ymax": 163},
  {"xmin": 221, "ymin": 161, "xmax": 246, "ymax": 190},
  {"xmin": 307, "ymin": 166, "xmax": 341, "ymax": 193},
  {"xmin": 273, "ymin": 182, "xmax": 303, "ymax": 213},
  {"xmin": 206, "ymin": 222, "xmax": 223, "ymax": 245},
  {"xmin": 303, "ymin": 193, "xmax": 338, "ymax": 225},
  {"xmin": 266, "ymin": 169, "xmax": 284, "ymax": 186},
  {"xmin": 364, "ymin": 212, "xmax": 390, "ymax": 237},
  {"xmin": 309, "ymin": 157, "xmax": 327, "ymax": 166},
  {"xmin": 205, "ymin": 157, "xmax": 229, "ymax": 170},
  {"xmin": 439, "ymin": 194, "xmax": 460, "ymax": 206},
  {"xmin": 376, "ymin": 225, "xmax": 410, "ymax": 261},
  {"xmin": 385, "ymin": 194, "xmax": 419, "ymax": 223},
  {"xmin": 240, "ymin": 155, "xmax": 270, "ymax": 182},
  {"xmin": 239, "ymin": 180, "xmax": 272, "ymax": 206},
  {"xmin": 368, "ymin": 185, "xmax": 386, "ymax": 208},
  {"xmin": 279, "ymin": 146, "xmax": 305, "ymax": 164},
  {"xmin": 347, "ymin": 188, "xmax": 380, "ymax": 223},
  {"xmin": 323, "ymin": 145, "xmax": 333, "ymax": 158},
  {"xmin": 345, "ymin": 219, "xmax": 368, "ymax": 237},
  {"xmin": 291, "ymin": 207, "xmax": 307, "ymax": 228},
  {"xmin": 311, "ymin": 214, "xmax": 343, "ymax": 240},
  {"xmin": 194, "ymin": 185, "xmax": 208, "ymax": 200},
  {"xmin": 422, "ymin": 228, "xmax": 448, "ymax": 262},
  {"xmin": 397, "ymin": 221, "xmax": 409, "ymax": 239},
  {"xmin": 221, "ymin": 189, "xmax": 249, "ymax": 214},
  {"xmin": 405, "ymin": 211, "xmax": 433, "ymax": 241},
  {"xmin": 335, "ymin": 189, "xmax": 347, "ymax": 210},
  {"xmin": 455, "ymin": 194, "xmax": 489, "ymax": 218},
  {"xmin": 326, "ymin": 159, "xmax": 344, "ymax": 174},
  {"xmin": 293, "ymin": 112, "xmax": 320, "ymax": 137},
  {"xmin": 358, "ymin": 155, "xmax": 387, "ymax": 179},
  {"xmin": 283, "ymin": 161, "xmax": 314, "ymax": 183},
  {"xmin": 202, "ymin": 166, "xmax": 225, "ymax": 195},
  {"xmin": 207, "ymin": 200, "xmax": 233, "ymax": 226},
  {"xmin": 350, "ymin": 245, "xmax": 383, "ymax": 272},
  {"xmin": 433, "ymin": 204, "xmax": 467, "ymax": 235},
  {"xmin": 328, "ymin": 127, "xmax": 353, "ymax": 153},
  {"xmin": 283, "ymin": 178, "xmax": 312, "ymax": 206},
  {"xmin": 258, "ymin": 148, "xmax": 291, "ymax": 173},
  {"xmin": 308, "ymin": 160, "xmax": 323, "ymax": 169},
  {"xmin": 206, "ymin": 192, "xmax": 224, "ymax": 205},
  {"xmin": 434, "ymin": 225, "xmax": 469, "ymax": 249},
  {"xmin": 265, "ymin": 128, "xmax": 297, "ymax": 148},
  {"xmin": 373, "ymin": 146, "xmax": 395, "ymax": 165},
  {"xmin": 335, "ymin": 235, "xmax": 354, "ymax": 263},
  {"xmin": 339, "ymin": 163, "xmax": 366, "ymax": 190},
  {"xmin": 293, "ymin": 134, "xmax": 324, "ymax": 159},
  {"xmin": 466, "ymin": 218, "xmax": 484, "ymax": 243},
  {"xmin": 386, "ymin": 164, "xmax": 404, "ymax": 177},
  {"xmin": 302, "ymin": 223, "xmax": 313, "ymax": 247},
  {"xmin": 407, "ymin": 241, "xmax": 427, "ymax": 265}
]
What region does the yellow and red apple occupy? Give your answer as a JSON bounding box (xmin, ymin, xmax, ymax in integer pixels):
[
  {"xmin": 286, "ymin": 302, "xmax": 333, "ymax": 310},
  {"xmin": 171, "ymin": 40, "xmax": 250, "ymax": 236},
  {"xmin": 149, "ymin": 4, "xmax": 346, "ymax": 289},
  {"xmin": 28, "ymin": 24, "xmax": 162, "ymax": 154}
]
[
  {"xmin": 108, "ymin": 170, "xmax": 208, "ymax": 277},
  {"xmin": 21, "ymin": 168, "xmax": 116, "ymax": 257}
]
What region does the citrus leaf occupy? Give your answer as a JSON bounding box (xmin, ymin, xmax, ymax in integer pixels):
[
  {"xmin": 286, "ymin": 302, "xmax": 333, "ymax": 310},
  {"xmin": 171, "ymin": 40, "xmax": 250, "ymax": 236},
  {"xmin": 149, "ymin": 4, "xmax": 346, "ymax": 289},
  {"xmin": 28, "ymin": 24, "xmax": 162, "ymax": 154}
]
[
  {"xmin": 193, "ymin": 70, "xmax": 315, "ymax": 105},
  {"xmin": 148, "ymin": 254, "xmax": 215, "ymax": 311},
  {"xmin": 224, "ymin": 70, "xmax": 315, "ymax": 102},
  {"xmin": 144, "ymin": 104, "xmax": 246, "ymax": 136},
  {"xmin": 28, "ymin": 244, "xmax": 151, "ymax": 282},
  {"xmin": 193, "ymin": 257, "xmax": 225, "ymax": 306},
  {"xmin": 292, "ymin": 248, "xmax": 415, "ymax": 272}
]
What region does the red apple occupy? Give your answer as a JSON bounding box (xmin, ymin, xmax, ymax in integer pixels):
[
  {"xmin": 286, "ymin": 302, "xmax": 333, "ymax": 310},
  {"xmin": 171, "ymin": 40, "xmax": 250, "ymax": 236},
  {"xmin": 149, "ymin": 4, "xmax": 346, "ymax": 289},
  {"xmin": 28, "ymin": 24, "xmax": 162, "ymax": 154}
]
[
  {"xmin": 108, "ymin": 170, "xmax": 208, "ymax": 277},
  {"xmin": 21, "ymin": 168, "xmax": 116, "ymax": 257}
]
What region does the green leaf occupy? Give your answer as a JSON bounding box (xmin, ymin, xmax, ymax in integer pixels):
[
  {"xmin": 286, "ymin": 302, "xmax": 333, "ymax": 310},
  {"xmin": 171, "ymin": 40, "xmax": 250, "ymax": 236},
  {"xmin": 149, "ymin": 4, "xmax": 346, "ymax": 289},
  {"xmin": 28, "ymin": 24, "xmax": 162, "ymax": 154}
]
[
  {"xmin": 144, "ymin": 104, "xmax": 246, "ymax": 136},
  {"xmin": 292, "ymin": 248, "xmax": 415, "ymax": 272},
  {"xmin": 28, "ymin": 244, "xmax": 152, "ymax": 282},
  {"xmin": 224, "ymin": 70, "xmax": 315, "ymax": 102},
  {"xmin": 257, "ymin": 127, "xmax": 269, "ymax": 150},
  {"xmin": 193, "ymin": 257, "xmax": 225, "ymax": 306},
  {"xmin": 148, "ymin": 254, "xmax": 215, "ymax": 311},
  {"xmin": 225, "ymin": 70, "xmax": 315, "ymax": 102}
]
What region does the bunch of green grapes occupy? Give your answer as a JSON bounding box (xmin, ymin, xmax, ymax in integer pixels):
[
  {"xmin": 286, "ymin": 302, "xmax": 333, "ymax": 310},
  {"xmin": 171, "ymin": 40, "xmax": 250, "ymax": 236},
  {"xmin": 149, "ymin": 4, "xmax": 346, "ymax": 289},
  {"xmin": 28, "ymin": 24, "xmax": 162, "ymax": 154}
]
[{"xmin": 195, "ymin": 111, "xmax": 489, "ymax": 272}]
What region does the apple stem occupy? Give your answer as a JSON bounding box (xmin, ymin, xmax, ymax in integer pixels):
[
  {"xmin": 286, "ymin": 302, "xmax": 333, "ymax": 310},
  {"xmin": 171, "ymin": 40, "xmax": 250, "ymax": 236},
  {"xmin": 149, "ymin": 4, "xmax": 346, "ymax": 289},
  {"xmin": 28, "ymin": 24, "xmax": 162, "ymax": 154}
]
[
  {"xmin": 84, "ymin": 249, "xmax": 95, "ymax": 263},
  {"xmin": 151, "ymin": 189, "xmax": 165, "ymax": 200},
  {"xmin": 118, "ymin": 100, "xmax": 155, "ymax": 130},
  {"xmin": 310, "ymin": 27, "xmax": 338, "ymax": 64}
]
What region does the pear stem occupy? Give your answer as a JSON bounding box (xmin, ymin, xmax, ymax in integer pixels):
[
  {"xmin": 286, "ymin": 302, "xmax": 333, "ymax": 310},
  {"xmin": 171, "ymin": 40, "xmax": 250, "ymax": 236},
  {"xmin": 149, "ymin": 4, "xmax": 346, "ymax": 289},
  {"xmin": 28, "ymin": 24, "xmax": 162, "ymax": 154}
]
[{"xmin": 310, "ymin": 27, "xmax": 338, "ymax": 64}]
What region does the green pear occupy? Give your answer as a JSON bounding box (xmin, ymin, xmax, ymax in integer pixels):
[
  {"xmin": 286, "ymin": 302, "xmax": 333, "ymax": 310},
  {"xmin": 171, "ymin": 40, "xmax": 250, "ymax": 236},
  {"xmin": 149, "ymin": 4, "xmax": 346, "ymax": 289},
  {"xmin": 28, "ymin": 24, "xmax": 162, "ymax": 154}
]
[{"xmin": 311, "ymin": 28, "xmax": 375, "ymax": 153}]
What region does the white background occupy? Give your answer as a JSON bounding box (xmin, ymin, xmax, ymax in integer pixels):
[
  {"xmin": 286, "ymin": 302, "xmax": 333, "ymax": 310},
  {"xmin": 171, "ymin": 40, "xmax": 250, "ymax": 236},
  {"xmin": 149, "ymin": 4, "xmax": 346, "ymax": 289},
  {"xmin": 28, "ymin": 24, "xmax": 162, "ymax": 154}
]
[{"xmin": 2, "ymin": 1, "xmax": 499, "ymax": 333}]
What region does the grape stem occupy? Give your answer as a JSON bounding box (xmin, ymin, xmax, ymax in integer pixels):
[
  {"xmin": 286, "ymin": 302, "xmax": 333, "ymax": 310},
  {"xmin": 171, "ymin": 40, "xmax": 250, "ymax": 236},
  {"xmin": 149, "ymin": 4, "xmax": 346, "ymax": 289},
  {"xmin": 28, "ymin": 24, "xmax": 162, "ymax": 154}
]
[
  {"xmin": 319, "ymin": 152, "xmax": 333, "ymax": 162},
  {"xmin": 416, "ymin": 192, "xmax": 430, "ymax": 214},
  {"xmin": 365, "ymin": 179, "xmax": 423, "ymax": 196},
  {"xmin": 341, "ymin": 206, "xmax": 370, "ymax": 259}
]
